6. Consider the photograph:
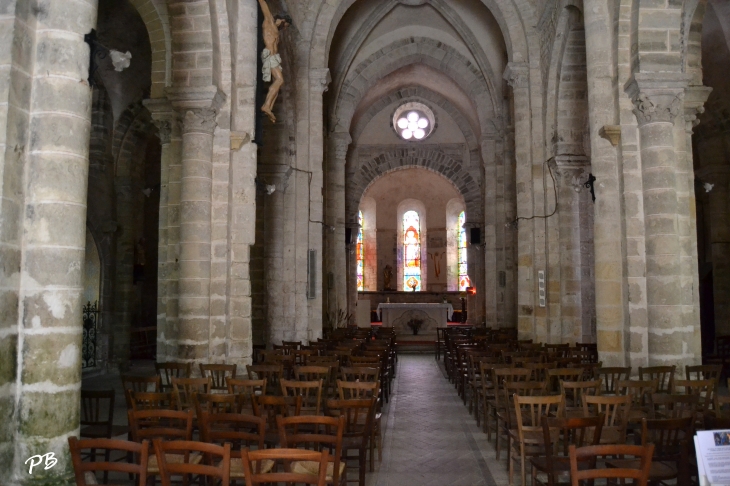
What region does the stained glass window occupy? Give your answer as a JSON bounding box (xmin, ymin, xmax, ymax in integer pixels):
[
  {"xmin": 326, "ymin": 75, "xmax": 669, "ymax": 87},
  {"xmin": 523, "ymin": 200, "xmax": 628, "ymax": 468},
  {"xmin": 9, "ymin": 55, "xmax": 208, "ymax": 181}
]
[
  {"xmin": 356, "ymin": 211, "xmax": 364, "ymax": 291},
  {"xmin": 458, "ymin": 211, "xmax": 470, "ymax": 291},
  {"xmin": 403, "ymin": 210, "xmax": 421, "ymax": 291}
]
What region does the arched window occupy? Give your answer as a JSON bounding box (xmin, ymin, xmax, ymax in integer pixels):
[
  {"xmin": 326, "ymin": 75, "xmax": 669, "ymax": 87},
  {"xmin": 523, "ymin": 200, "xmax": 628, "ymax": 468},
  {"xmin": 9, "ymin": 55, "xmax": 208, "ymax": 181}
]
[
  {"xmin": 458, "ymin": 211, "xmax": 470, "ymax": 291},
  {"xmin": 403, "ymin": 210, "xmax": 422, "ymax": 291},
  {"xmin": 356, "ymin": 210, "xmax": 364, "ymax": 291}
]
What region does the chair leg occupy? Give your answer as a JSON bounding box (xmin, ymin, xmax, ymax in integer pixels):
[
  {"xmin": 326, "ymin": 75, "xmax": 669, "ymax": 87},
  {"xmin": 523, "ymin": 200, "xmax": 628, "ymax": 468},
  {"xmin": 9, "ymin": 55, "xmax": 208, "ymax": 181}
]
[
  {"xmin": 495, "ymin": 423, "xmax": 501, "ymax": 460},
  {"xmin": 520, "ymin": 445, "xmax": 526, "ymax": 486},
  {"xmin": 370, "ymin": 428, "xmax": 375, "ymax": 472},
  {"xmin": 508, "ymin": 439, "xmax": 513, "ymax": 486},
  {"xmin": 359, "ymin": 447, "xmax": 366, "ymax": 486}
]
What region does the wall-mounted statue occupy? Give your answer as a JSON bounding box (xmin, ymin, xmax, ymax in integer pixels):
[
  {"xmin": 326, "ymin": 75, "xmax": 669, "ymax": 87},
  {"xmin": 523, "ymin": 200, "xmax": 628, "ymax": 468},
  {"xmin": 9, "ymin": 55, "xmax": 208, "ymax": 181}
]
[
  {"xmin": 383, "ymin": 264, "xmax": 393, "ymax": 291},
  {"xmin": 258, "ymin": 0, "xmax": 291, "ymax": 123}
]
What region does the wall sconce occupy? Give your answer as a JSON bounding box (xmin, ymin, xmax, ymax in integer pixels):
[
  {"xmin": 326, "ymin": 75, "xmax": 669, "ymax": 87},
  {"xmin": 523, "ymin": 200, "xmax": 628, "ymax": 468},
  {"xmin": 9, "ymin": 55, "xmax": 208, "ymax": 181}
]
[{"xmin": 584, "ymin": 173, "xmax": 596, "ymax": 202}]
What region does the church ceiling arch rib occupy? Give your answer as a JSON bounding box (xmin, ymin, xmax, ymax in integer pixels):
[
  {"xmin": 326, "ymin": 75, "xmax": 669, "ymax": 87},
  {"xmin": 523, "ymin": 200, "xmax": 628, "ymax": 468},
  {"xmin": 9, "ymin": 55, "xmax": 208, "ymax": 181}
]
[
  {"xmin": 348, "ymin": 148, "xmax": 483, "ymax": 225},
  {"xmin": 127, "ymin": 0, "xmax": 171, "ymax": 98},
  {"xmin": 325, "ymin": 0, "xmax": 505, "ymax": 118},
  {"xmin": 351, "ymin": 84, "xmax": 479, "ymax": 153},
  {"xmin": 334, "ymin": 38, "xmax": 494, "ymax": 135}
]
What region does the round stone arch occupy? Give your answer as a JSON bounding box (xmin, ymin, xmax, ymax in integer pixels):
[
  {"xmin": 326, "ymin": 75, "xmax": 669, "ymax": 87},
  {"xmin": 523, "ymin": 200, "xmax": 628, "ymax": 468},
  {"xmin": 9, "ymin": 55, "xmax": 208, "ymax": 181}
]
[
  {"xmin": 309, "ymin": 0, "xmax": 534, "ymax": 70},
  {"xmin": 127, "ymin": 0, "xmax": 171, "ymax": 98},
  {"xmin": 327, "ymin": 0, "xmax": 503, "ymax": 115},
  {"xmin": 335, "ymin": 38, "xmax": 495, "ymax": 133},
  {"xmin": 683, "ymin": 0, "xmax": 708, "ymax": 85},
  {"xmin": 351, "ymin": 86, "xmax": 480, "ymax": 152},
  {"xmin": 347, "ymin": 148, "xmax": 483, "ymax": 225}
]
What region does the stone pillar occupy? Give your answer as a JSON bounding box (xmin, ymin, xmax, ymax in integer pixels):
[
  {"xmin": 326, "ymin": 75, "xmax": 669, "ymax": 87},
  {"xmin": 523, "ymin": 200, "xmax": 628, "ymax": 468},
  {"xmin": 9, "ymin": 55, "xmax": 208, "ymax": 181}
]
[
  {"xmin": 551, "ymin": 156, "xmax": 592, "ymax": 343},
  {"xmin": 145, "ymin": 99, "xmax": 174, "ymax": 361},
  {"xmin": 307, "ymin": 68, "xmax": 331, "ymax": 342},
  {"xmin": 325, "ymin": 131, "xmax": 351, "ymax": 318},
  {"xmin": 504, "ymin": 62, "xmax": 534, "ymax": 337},
  {"xmin": 167, "ymin": 86, "xmax": 224, "ymax": 365},
  {"xmin": 1, "ymin": 0, "xmax": 97, "ymax": 481},
  {"xmin": 626, "ymin": 73, "xmax": 697, "ymax": 368}
]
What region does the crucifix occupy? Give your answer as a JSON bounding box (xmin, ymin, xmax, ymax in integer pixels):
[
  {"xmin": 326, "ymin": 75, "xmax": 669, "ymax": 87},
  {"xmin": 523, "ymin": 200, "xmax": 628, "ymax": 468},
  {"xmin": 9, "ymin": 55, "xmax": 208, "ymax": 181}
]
[{"xmin": 258, "ymin": 0, "xmax": 291, "ymax": 123}]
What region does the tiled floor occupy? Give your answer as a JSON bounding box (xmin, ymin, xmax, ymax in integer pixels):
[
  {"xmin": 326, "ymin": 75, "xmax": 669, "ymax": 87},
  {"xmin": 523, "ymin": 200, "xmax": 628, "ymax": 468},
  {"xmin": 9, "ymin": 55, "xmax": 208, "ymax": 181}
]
[{"xmin": 367, "ymin": 354, "xmax": 508, "ymax": 486}]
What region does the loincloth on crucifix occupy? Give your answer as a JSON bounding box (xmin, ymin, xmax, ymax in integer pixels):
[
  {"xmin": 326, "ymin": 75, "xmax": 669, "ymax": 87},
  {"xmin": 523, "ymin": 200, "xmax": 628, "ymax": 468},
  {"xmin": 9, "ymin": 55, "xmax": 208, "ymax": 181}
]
[{"xmin": 261, "ymin": 48, "xmax": 282, "ymax": 82}]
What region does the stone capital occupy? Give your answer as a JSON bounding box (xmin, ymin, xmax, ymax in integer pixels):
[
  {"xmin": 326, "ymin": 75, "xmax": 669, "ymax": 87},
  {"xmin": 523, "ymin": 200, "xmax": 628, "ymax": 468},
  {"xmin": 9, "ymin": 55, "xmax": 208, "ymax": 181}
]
[
  {"xmin": 683, "ymin": 85, "xmax": 713, "ymax": 132},
  {"xmin": 143, "ymin": 98, "xmax": 175, "ymax": 144},
  {"xmin": 180, "ymin": 108, "xmax": 218, "ymax": 135},
  {"xmin": 624, "ymin": 73, "xmax": 690, "ymax": 125},
  {"xmin": 153, "ymin": 119, "xmax": 172, "ymax": 144},
  {"xmin": 503, "ymin": 62, "xmax": 529, "ymax": 89},
  {"xmin": 310, "ymin": 68, "xmax": 331, "ymax": 94},
  {"xmin": 548, "ymin": 155, "xmax": 590, "ymax": 191}
]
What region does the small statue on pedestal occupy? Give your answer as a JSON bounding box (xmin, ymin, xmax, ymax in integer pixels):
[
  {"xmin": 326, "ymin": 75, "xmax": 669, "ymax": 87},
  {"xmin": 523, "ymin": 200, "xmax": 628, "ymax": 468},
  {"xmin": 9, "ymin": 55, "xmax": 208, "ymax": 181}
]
[{"xmin": 383, "ymin": 265, "xmax": 393, "ymax": 291}]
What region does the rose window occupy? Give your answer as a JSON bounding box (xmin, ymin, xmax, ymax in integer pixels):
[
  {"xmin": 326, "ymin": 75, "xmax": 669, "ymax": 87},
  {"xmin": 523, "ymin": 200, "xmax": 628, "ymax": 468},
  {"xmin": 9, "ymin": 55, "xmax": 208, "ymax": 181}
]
[{"xmin": 392, "ymin": 102, "xmax": 435, "ymax": 141}]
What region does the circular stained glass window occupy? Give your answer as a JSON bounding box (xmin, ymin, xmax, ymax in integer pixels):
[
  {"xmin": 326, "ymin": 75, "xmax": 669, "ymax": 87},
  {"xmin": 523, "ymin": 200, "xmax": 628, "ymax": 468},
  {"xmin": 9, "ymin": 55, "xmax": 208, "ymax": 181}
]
[{"xmin": 392, "ymin": 102, "xmax": 435, "ymax": 141}]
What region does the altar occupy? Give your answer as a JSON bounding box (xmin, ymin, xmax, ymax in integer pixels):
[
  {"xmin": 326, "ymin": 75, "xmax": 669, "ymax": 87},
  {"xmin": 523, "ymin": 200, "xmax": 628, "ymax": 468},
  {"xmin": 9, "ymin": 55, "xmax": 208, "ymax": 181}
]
[{"xmin": 376, "ymin": 303, "xmax": 454, "ymax": 333}]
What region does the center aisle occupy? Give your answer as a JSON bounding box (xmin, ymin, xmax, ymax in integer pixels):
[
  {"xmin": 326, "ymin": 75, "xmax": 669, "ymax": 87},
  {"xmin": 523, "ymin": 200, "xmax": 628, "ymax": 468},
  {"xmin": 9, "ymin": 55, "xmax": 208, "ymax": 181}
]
[{"xmin": 366, "ymin": 354, "xmax": 507, "ymax": 486}]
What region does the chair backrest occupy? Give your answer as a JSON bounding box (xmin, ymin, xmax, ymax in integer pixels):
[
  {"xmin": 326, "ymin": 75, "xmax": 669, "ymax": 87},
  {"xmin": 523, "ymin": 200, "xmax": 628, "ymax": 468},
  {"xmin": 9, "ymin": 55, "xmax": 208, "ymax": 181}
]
[
  {"xmin": 325, "ymin": 398, "xmax": 376, "ymax": 446},
  {"xmin": 199, "ymin": 409, "xmax": 266, "ymax": 455},
  {"xmin": 546, "ymin": 368, "xmax": 583, "ymax": 393},
  {"xmin": 672, "ymin": 379, "xmax": 715, "ymax": 413},
  {"xmin": 541, "ymin": 414, "xmax": 604, "ymax": 465},
  {"xmin": 255, "ymin": 395, "xmax": 302, "ymax": 431},
  {"xmin": 685, "ymin": 364, "xmax": 722, "ymax": 384},
  {"xmin": 128, "ymin": 408, "xmax": 193, "ymax": 442},
  {"xmin": 154, "ymin": 362, "xmax": 191, "ymax": 391},
  {"xmin": 340, "ymin": 366, "xmax": 380, "ymax": 382},
  {"xmin": 171, "ymin": 376, "xmax": 211, "ymax": 410},
  {"xmin": 281, "ymin": 379, "xmax": 324, "ymax": 415},
  {"xmin": 240, "ymin": 448, "xmax": 329, "ymax": 486},
  {"xmin": 582, "ymin": 394, "xmax": 631, "ymax": 444},
  {"xmin": 640, "ymin": 416, "xmax": 693, "ymax": 464},
  {"xmin": 569, "ymin": 444, "xmax": 654, "ymax": 486},
  {"xmin": 294, "ymin": 365, "xmax": 331, "ymax": 383},
  {"xmin": 649, "ymin": 393, "xmax": 700, "ymax": 419},
  {"xmin": 80, "ymin": 389, "xmax": 115, "ymax": 438},
  {"xmin": 227, "ymin": 377, "xmax": 267, "ymax": 398},
  {"xmin": 121, "ymin": 375, "xmax": 161, "ymax": 407},
  {"xmin": 561, "ymin": 379, "xmax": 602, "ymax": 410},
  {"xmin": 638, "ymin": 365, "xmax": 675, "ymax": 393},
  {"xmin": 69, "ymin": 437, "xmax": 149, "ymax": 486},
  {"xmin": 153, "ymin": 439, "xmax": 230, "ymax": 486},
  {"xmin": 337, "ymin": 379, "xmax": 379, "ymax": 400},
  {"xmin": 277, "ymin": 415, "xmax": 345, "ymax": 485},
  {"xmin": 199, "ymin": 363, "xmax": 237, "ymax": 391},
  {"xmin": 194, "ymin": 392, "xmax": 247, "ymax": 415},
  {"xmin": 129, "ymin": 391, "xmax": 177, "ymax": 411},
  {"xmin": 617, "ymin": 379, "xmax": 659, "ymax": 409},
  {"xmin": 596, "ymin": 366, "xmax": 631, "ymax": 394},
  {"xmin": 514, "ymin": 394, "xmax": 564, "ymax": 446},
  {"xmin": 247, "ymin": 364, "xmax": 284, "ymax": 395}
]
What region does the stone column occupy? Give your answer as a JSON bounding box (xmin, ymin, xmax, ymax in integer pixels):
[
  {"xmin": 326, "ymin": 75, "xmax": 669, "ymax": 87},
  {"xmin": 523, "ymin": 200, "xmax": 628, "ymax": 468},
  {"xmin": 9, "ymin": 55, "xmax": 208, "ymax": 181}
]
[
  {"xmin": 325, "ymin": 130, "xmax": 351, "ymax": 318},
  {"xmin": 504, "ymin": 62, "xmax": 534, "ymax": 337},
  {"xmin": 166, "ymin": 86, "xmax": 224, "ymax": 365},
  {"xmin": 551, "ymin": 156, "xmax": 591, "ymax": 343},
  {"xmin": 2, "ymin": 0, "xmax": 97, "ymax": 481},
  {"xmin": 625, "ymin": 73, "xmax": 696, "ymax": 368},
  {"xmin": 145, "ymin": 99, "xmax": 174, "ymax": 361}
]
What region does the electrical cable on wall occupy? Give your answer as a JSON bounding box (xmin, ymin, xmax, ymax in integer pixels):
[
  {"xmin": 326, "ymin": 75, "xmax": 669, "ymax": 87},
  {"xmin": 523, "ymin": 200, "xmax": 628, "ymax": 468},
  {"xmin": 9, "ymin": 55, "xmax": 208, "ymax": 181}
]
[{"xmin": 506, "ymin": 159, "xmax": 559, "ymax": 229}]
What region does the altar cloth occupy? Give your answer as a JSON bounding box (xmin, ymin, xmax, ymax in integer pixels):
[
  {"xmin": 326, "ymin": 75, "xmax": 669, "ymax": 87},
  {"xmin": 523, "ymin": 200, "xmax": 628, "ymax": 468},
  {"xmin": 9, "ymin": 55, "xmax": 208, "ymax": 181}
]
[{"xmin": 376, "ymin": 303, "xmax": 453, "ymax": 333}]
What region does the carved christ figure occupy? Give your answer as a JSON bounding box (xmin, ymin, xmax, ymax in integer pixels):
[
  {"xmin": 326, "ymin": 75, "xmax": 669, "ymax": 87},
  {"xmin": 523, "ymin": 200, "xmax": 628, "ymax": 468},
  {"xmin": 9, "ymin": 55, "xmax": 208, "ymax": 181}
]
[{"xmin": 258, "ymin": 0, "xmax": 291, "ymax": 123}]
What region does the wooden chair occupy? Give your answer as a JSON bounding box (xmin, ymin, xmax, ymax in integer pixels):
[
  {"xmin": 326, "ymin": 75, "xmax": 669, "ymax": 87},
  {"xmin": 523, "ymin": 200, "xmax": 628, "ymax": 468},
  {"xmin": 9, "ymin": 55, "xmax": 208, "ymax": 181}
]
[
  {"xmin": 530, "ymin": 415, "xmax": 603, "ymax": 486},
  {"xmin": 498, "ymin": 380, "xmax": 547, "ymax": 462},
  {"xmin": 568, "ymin": 444, "xmax": 654, "ymax": 486},
  {"xmin": 639, "ymin": 365, "xmax": 675, "ymax": 393},
  {"xmin": 281, "ymin": 379, "xmax": 324, "ymax": 415},
  {"xmin": 510, "ymin": 393, "xmax": 564, "ymax": 486},
  {"xmin": 171, "ymin": 376, "xmax": 211, "ymax": 411},
  {"xmin": 596, "ymin": 366, "xmax": 631, "ymax": 394},
  {"xmin": 128, "ymin": 391, "xmax": 177, "ymax": 411},
  {"xmin": 227, "ymin": 377, "xmax": 267, "ymax": 412},
  {"xmin": 478, "ymin": 362, "xmax": 511, "ymax": 435},
  {"xmin": 69, "ymin": 437, "xmax": 149, "ymax": 486},
  {"xmin": 336, "ymin": 380, "xmax": 382, "ymax": 469},
  {"xmin": 199, "ymin": 363, "xmax": 237, "ymax": 392},
  {"xmin": 546, "ymin": 368, "xmax": 583, "ymax": 394},
  {"xmin": 325, "ymin": 398, "xmax": 375, "ymax": 486},
  {"xmin": 255, "ymin": 394, "xmax": 302, "ymax": 446},
  {"xmin": 672, "ymin": 378, "xmax": 715, "ymax": 418},
  {"xmin": 194, "ymin": 392, "xmax": 247, "ymax": 414},
  {"xmin": 340, "ymin": 366, "xmax": 379, "ymax": 383},
  {"xmin": 198, "ymin": 409, "xmax": 268, "ymax": 481},
  {"xmin": 240, "ymin": 448, "xmax": 329, "ymax": 486},
  {"xmin": 608, "ymin": 416, "xmax": 693, "ymax": 486},
  {"xmin": 617, "ymin": 379, "xmax": 658, "ymax": 426},
  {"xmin": 560, "ymin": 379, "xmax": 601, "ymax": 418},
  {"xmin": 153, "ymin": 439, "xmax": 231, "ymax": 486},
  {"xmin": 121, "ymin": 375, "xmax": 160, "ymax": 408},
  {"xmin": 79, "ymin": 389, "xmax": 129, "ymax": 481},
  {"xmin": 128, "ymin": 409, "xmax": 195, "ymax": 477},
  {"xmin": 489, "ymin": 368, "xmax": 532, "ymax": 447},
  {"xmin": 154, "ymin": 362, "xmax": 191, "ymax": 392},
  {"xmin": 582, "ymin": 394, "xmax": 631, "ymax": 444},
  {"xmin": 649, "ymin": 393, "xmax": 700, "ymax": 419},
  {"xmin": 686, "ymin": 364, "xmax": 722, "ymax": 384},
  {"xmin": 247, "ymin": 364, "xmax": 284, "ymax": 395},
  {"xmin": 277, "ymin": 414, "xmax": 346, "ymax": 485}
]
